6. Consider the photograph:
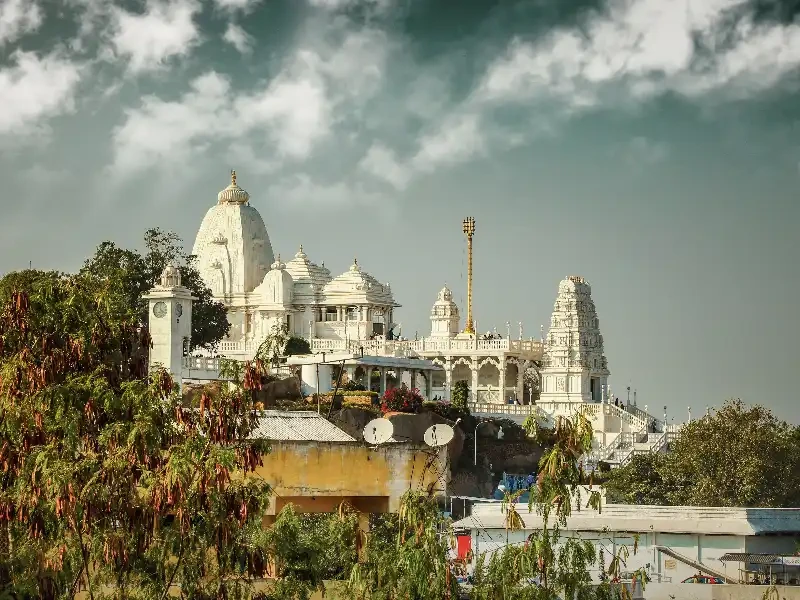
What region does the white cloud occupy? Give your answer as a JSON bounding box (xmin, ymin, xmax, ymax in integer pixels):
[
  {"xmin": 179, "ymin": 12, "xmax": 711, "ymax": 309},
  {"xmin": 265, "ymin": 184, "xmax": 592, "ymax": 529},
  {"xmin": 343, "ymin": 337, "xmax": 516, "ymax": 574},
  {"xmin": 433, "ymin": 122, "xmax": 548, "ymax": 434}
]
[
  {"xmin": 0, "ymin": 51, "xmax": 82, "ymax": 137},
  {"xmin": 476, "ymin": 0, "xmax": 800, "ymax": 107},
  {"xmin": 110, "ymin": 72, "xmax": 232, "ymax": 174},
  {"xmin": 269, "ymin": 173, "xmax": 386, "ymax": 208},
  {"xmin": 307, "ymin": 0, "xmax": 392, "ymax": 11},
  {"xmin": 0, "ymin": 0, "xmax": 42, "ymax": 46},
  {"xmin": 359, "ymin": 144, "xmax": 410, "ymax": 190},
  {"xmin": 411, "ymin": 113, "xmax": 485, "ymax": 172},
  {"xmin": 223, "ymin": 22, "xmax": 253, "ymax": 54},
  {"xmin": 109, "ymin": 28, "xmax": 388, "ymax": 178},
  {"xmin": 623, "ymin": 137, "xmax": 669, "ymax": 165},
  {"xmin": 213, "ymin": 0, "xmax": 262, "ymax": 11},
  {"xmin": 110, "ymin": 0, "xmax": 201, "ymax": 74}
]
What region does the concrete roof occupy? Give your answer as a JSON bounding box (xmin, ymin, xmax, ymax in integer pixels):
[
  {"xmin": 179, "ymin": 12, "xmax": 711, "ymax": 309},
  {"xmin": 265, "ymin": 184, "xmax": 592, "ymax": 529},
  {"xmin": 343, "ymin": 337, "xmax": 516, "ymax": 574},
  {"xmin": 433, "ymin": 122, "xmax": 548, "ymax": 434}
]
[
  {"xmin": 285, "ymin": 353, "xmax": 442, "ymax": 370},
  {"xmin": 452, "ymin": 503, "xmax": 800, "ymax": 536},
  {"xmin": 251, "ymin": 410, "xmax": 356, "ymax": 442}
]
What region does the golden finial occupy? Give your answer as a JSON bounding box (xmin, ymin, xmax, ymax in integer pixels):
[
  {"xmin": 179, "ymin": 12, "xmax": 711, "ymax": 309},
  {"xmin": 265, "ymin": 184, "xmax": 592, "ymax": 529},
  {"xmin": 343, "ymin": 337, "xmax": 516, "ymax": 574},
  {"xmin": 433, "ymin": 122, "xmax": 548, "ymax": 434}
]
[
  {"xmin": 231, "ymin": 170, "xmax": 237, "ymax": 186},
  {"xmin": 354, "ymin": 257, "xmax": 358, "ymax": 266},
  {"xmin": 299, "ymin": 244, "xmax": 303, "ymax": 252}
]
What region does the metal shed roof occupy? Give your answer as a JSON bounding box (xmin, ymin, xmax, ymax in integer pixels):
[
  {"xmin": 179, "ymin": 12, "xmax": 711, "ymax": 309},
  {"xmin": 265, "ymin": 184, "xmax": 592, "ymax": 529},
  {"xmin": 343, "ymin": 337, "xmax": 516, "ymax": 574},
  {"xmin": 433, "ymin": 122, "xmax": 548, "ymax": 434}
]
[{"xmin": 251, "ymin": 410, "xmax": 356, "ymax": 442}]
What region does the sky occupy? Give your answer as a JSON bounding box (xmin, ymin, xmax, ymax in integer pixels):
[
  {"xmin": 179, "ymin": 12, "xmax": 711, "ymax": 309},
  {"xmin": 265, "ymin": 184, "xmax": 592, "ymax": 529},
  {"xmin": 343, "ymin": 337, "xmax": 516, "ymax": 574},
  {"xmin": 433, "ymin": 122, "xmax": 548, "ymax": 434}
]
[{"xmin": 1, "ymin": 0, "xmax": 799, "ymax": 421}]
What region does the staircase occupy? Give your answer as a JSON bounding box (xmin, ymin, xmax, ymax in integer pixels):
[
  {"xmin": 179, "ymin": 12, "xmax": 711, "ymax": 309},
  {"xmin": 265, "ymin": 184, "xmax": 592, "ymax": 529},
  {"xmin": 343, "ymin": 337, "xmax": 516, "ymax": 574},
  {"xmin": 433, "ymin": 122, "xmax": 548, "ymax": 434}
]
[{"xmin": 579, "ymin": 403, "xmax": 679, "ymax": 471}]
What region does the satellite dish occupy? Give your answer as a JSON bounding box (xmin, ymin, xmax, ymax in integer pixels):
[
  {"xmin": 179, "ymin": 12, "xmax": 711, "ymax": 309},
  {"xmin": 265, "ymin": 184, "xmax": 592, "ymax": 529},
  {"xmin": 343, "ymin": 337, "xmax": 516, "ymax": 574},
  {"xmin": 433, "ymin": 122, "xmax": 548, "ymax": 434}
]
[
  {"xmin": 363, "ymin": 419, "xmax": 393, "ymax": 445},
  {"xmin": 424, "ymin": 424, "xmax": 455, "ymax": 448}
]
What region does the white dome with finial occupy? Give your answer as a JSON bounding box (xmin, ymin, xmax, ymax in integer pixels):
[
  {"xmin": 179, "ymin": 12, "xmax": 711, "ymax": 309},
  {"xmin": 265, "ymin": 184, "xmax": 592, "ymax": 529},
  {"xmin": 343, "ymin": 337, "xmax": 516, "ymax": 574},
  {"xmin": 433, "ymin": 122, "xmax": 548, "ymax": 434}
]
[
  {"xmin": 430, "ymin": 284, "xmax": 459, "ymax": 338},
  {"xmin": 253, "ymin": 253, "xmax": 294, "ymax": 306},
  {"xmin": 217, "ymin": 170, "xmax": 250, "ymax": 204},
  {"xmin": 192, "ymin": 170, "xmax": 275, "ymax": 298},
  {"xmin": 284, "ymin": 244, "xmax": 332, "ymax": 302},
  {"xmin": 324, "ymin": 258, "xmax": 396, "ymax": 305}
]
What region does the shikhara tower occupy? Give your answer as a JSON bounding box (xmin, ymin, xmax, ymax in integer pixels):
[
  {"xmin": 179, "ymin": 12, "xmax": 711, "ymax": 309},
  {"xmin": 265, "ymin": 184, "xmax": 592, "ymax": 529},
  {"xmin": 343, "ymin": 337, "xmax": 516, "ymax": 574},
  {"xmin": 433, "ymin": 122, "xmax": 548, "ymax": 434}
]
[{"xmin": 539, "ymin": 276, "xmax": 609, "ymax": 405}]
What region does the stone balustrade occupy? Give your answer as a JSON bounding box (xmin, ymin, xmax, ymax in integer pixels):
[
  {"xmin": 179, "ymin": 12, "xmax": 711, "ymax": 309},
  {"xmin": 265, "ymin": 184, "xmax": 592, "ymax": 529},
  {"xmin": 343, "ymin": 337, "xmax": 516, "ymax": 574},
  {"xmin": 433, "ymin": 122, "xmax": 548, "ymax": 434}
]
[{"xmin": 309, "ymin": 337, "xmax": 544, "ymax": 359}]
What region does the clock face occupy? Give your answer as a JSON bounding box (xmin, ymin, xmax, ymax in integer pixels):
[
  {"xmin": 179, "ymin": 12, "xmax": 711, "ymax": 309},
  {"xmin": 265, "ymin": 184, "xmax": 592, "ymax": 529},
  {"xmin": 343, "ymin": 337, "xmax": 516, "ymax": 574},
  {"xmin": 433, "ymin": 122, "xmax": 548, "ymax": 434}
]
[
  {"xmin": 153, "ymin": 301, "xmax": 167, "ymax": 319},
  {"xmin": 176, "ymin": 303, "xmax": 183, "ymax": 318}
]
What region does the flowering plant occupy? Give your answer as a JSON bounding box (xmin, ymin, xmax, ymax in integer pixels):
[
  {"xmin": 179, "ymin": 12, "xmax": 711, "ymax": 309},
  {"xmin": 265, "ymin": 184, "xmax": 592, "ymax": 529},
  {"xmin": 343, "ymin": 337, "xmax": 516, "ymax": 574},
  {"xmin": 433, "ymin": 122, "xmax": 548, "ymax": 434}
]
[{"xmin": 380, "ymin": 385, "xmax": 424, "ymax": 414}]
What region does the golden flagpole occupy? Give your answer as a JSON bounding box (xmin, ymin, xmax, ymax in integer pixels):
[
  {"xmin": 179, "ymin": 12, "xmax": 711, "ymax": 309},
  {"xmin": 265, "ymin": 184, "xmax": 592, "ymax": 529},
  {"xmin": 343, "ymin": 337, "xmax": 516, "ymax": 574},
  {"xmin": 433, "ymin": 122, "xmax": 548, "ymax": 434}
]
[{"xmin": 462, "ymin": 217, "xmax": 476, "ymax": 335}]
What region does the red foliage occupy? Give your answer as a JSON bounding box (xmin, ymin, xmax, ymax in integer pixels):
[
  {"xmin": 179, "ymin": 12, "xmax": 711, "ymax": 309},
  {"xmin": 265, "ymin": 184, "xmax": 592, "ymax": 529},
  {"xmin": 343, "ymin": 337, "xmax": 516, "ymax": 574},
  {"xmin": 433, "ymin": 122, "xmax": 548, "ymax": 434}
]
[{"xmin": 380, "ymin": 385, "xmax": 424, "ymax": 414}]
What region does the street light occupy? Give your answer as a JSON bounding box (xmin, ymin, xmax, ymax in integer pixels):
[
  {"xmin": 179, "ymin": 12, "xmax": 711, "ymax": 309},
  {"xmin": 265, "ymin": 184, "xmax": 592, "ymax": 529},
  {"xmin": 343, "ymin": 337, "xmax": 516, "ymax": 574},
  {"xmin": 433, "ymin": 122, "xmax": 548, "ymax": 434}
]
[{"xmin": 474, "ymin": 419, "xmax": 504, "ymax": 466}]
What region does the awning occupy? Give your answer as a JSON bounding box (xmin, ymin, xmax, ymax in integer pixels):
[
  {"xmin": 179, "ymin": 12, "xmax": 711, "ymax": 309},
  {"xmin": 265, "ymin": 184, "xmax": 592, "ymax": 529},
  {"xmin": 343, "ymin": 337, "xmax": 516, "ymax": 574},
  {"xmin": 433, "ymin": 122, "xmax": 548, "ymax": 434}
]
[{"xmin": 720, "ymin": 553, "xmax": 800, "ymax": 565}]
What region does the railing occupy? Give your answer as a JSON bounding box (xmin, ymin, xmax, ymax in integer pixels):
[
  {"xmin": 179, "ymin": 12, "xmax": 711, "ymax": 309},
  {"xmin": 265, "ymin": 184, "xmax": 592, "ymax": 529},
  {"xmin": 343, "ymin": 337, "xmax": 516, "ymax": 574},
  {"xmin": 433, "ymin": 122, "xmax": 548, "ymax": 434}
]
[
  {"xmin": 468, "ymin": 402, "xmax": 542, "ymax": 418},
  {"xmin": 309, "ymin": 337, "xmax": 545, "ymax": 358},
  {"xmin": 182, "ymin": 356, "xmax": 222, "ymax": 372},
  {"xmin": 217, "ymin": 340, "xmax": 255, "ymax": 354}
]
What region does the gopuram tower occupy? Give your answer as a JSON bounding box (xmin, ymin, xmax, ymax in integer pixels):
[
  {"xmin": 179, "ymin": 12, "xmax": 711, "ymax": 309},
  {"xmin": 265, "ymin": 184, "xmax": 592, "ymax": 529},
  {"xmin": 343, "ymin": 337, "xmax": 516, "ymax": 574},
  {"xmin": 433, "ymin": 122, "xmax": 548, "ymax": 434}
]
[{"xmin": 538, "ymin": 276, "xmax": 610, "ymax": 406}]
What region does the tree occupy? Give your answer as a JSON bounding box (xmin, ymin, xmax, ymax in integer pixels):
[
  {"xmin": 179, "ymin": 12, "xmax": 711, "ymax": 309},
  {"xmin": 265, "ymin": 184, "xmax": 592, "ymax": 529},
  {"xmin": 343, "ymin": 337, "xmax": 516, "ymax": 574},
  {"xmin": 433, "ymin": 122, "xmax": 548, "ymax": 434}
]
[
  {"xmin": 347, "ymin": 491, "xmax": 460, "ymax": 600},
  {"xmin": 81, "ymin": 228, "xmax": 230, "ymax": 351},
  {"xmin": 602, "ymin": 453, "xmax": 671, "ymax": 505},
  {"xmin": 605, "ymin": 399, "xmax": 800, "ymax": 508},
  {"xmin": 451, "ymin": 380, "xmax": 469, "ymax": 412},
  {"xmin": 470, "ymin": 414, "xmax": 646, "ymax": 600},
  {"xmin": 0, "ymin": 269, "xmax": 271, "ymax": 598},
  {"xmin": 284, "ymin": 337, "xmax": 311, "ymax": 356},
  {"xmin": 661, "ymin": 399, "xmax": 800, "ymax": 507}
]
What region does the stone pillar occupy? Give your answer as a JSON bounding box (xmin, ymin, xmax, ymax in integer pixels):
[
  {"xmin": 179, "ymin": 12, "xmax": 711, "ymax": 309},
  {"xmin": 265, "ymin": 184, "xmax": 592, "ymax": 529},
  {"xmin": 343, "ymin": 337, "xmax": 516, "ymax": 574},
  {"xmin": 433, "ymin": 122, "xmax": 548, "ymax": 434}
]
[
  {"xmin": 411, "ymin": 370, "xmax": 417, "ymax": 391},
  {"xmin": 498, "ymin": 359, "xmax": 506, "ymax": 404},
  {"xmin": 425, "ymin": 371, "xmax": 433, "ymax": 400},
  {"xmin": 516, "ymin": 362, "xmax": 524, "ymax": 402},
  {"xmin": 346, "ymin": 366, "xmax": 356, "ymax": 383},
  {"xmin": 444, "ymin": 361, "xmax": 452, "ymax": 402},
  {"xmin": 471, "ymin": 359, "xmax": 479, "ymax": 403},
  {"xmin": 380, "ymin": 368, "xmax": 387, "ymax": 396}
]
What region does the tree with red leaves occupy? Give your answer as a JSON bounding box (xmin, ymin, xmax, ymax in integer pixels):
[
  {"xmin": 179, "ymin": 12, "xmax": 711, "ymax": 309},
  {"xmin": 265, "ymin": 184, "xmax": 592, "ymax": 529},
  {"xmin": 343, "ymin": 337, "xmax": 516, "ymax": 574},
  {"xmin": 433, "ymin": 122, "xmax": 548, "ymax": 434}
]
[{"xmin": 0, "ymin": 269, "xmax": 271, "ymax": 599}]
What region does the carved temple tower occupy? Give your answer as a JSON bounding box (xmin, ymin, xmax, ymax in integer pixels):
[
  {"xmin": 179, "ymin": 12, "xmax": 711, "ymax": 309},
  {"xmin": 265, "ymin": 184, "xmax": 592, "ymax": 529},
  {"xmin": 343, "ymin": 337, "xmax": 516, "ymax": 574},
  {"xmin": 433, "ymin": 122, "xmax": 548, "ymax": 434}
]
[{"xmin": 538, "ymin": 276, "xmax": 609, "ymax": 405}]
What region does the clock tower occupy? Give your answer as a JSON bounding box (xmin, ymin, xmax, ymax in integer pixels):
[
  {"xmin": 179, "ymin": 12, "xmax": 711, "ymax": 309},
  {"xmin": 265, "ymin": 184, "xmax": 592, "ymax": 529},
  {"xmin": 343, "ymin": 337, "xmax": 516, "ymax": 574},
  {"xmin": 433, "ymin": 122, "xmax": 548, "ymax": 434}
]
[{"xmin": 143, "ymin": 264, "xmax": 196, "ymax": 387}]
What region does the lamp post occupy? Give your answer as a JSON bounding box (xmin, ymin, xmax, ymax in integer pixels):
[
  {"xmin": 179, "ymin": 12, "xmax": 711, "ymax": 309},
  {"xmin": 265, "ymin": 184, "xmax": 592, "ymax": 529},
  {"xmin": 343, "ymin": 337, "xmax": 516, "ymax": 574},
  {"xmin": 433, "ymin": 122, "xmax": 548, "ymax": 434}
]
[{"xmin": 474, "ymin": 419, "xmax": 504, "ymax": 466}]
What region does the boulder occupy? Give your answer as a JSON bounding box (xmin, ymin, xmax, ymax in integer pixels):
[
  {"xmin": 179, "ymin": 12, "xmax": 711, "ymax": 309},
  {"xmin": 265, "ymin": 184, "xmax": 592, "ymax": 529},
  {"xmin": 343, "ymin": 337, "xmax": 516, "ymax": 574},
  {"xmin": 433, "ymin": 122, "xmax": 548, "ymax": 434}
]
[
  {"xmin": 253, "ymin": 377, "xmax": 302, "ymax": 406},
  {"xmin": 330, "ymin": 407, "xmax": 374, "ymax": 441},
  {"xmin": 384, "ymin": 412, "xmax": 465, "ymax": 465}
]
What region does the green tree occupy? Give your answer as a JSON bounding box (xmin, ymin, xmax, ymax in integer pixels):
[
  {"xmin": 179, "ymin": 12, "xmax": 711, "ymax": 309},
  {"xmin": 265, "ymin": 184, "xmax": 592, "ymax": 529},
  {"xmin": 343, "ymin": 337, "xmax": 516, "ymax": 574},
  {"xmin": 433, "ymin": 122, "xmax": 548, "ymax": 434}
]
[
  {"xmin": 347, "ymin": 491, "xmax": 459, "ymax": 600},
  {"xmin": 81, "ymin": 228, "xmax": 230, "ymax": 351},
  {"xmin": 0, "ymin": 269, "xmax": 271, "ymax": 599},
  {"xmin": 451, "ymin": 380, "xmax": 469, "ymax": 412},
  {"xmin": 284, "ymin": 337, "xmax": 311, "ymax": 356},
  {"xmin": 470, "ymin": 415, "xmax": 645, "ymax": 600},
  {"xmin": 606, "ymin": 399, "xmax": 800, "ymax": 508},
  {"xmin": 602, "ymin": 453, "xmax": 671, "ymax": 505},
  {"xmin": 660, "ymin": 399, "xmax": 800, "ymax": 507}
]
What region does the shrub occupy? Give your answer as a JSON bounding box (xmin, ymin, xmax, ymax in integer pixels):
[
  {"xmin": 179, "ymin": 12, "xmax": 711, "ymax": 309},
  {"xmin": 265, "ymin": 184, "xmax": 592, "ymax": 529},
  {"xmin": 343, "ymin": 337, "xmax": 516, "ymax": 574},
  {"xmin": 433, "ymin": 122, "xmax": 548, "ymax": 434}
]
[
  {"xmin": 342, "ymin": 379, "xmax": 367, "ymax": 392},
  {"xmin": 285, "ymin": 336, "xmax": 312, "ymax": 355},
  {"xmin": 451, "ymin": 380, "xmax": 469, "ymax": 412},
  {"xmin": 381, "ymin": 386, "xmax": 424, "ymax": 414},
  {"xmin": 422, "ymin": 400, "xmax": 467, "ymax": 423}
]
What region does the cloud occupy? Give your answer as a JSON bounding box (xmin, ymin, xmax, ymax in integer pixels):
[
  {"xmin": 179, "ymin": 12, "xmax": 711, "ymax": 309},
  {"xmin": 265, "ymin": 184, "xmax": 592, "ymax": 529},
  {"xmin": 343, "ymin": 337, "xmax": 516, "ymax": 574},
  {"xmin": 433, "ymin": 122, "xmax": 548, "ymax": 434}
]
[
  {"xmin": 213, "ymin": 0, "xmax": 262, "ymax": 11},
  {"xmin": 0, "ymin": 51, "xmax": 82, "ymax": 138},
  {"xmin": 307, "ymin": 0, "xmax": 392, "ymax": 12},
  {"xmin": 476, "ymin": 0, "xmax": 800, "ymax": 107},
  {"xmin": 109, "ymin": 0, "xmax": 201, "ymax": 74},
  {"xmin": 268, "ymin": 173, "xmax": 387, "ymax": 208},
  {"xmin": 223, "ymin": 22, "xmax": 253, "ymax": 54},
  {"xmin": 359, "ymin": 144, "xmax": 410, "ymax": 190},
  {"xmin": 0, "ymin": 0, "xmax": 42, "ymax": 46},
  {"xmin": 109, "ymin": 28, "xmax": 388, "ymax": 178},
  {"xmin": 622, "ymin": 137, "xmax": 670, "ymax": 165}
]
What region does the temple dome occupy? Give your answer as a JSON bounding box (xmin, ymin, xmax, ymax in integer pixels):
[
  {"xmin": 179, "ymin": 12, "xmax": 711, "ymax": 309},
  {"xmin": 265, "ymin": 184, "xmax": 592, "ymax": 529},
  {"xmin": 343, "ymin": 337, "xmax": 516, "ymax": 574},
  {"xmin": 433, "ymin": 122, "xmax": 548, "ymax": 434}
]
[
  {"xmin": 253, "ymin": 254, "xmax": 294, "ymax": 306},
  {"xmin": 324, "ymin": 258, "xmax": 396, "ymax": 305},
  {"xmin": 192, "ymin": 171, "xmax": 275, "ymax": 297},
  {"xmin": 217, "ymin": 170, "xmax": 250, "ymax": 205},
  {"xmin": 430, "ymin": 284, "xmax": 459, "ymax": 338},
  {"xmin": 284, "ymin": 245, "xmax": 332, "ymax": 301}
]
